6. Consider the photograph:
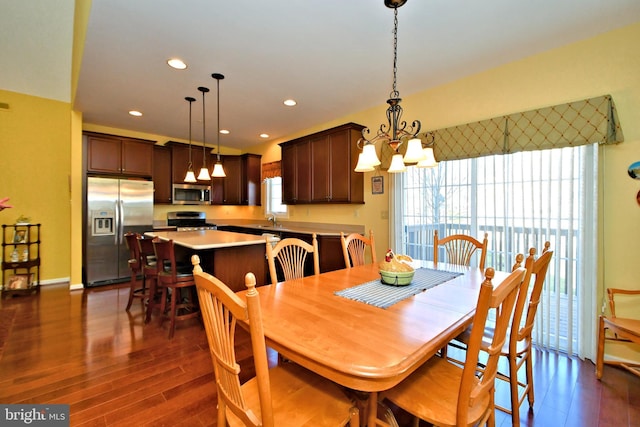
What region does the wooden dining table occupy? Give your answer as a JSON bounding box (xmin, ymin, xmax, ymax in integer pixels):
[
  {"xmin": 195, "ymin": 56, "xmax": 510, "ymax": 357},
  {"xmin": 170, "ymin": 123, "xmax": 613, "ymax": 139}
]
[{"xmin": 235, "ymin": 261, "xmax": 513, "ymax": 427}]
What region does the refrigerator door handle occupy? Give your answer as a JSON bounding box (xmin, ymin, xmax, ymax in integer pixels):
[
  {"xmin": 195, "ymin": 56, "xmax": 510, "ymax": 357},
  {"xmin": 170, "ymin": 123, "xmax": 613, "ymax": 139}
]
[{"xmin": 116, "ymin": 199, "xmax": 123, "ymax": 244}]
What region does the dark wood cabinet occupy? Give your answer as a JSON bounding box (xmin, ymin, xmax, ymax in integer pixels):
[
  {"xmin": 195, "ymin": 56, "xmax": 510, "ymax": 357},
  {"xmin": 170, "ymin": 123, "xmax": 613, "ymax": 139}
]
[
  {"xmin": 166, "ymin": 141, "xmax": 207, "ymax": 185},
  {"xmin": 280, "ymin": 123, "xmax": 364, "ymax": 204},
  {"xmin": 86, "ymin": 133, "xmax": 154, "ymax": 177},
  {"xmin": 281, "ymin": 140, "xmax": 311, "ymax": 204},
  {"xmin": 153, "ymin": 145, "xmax": 172, "ymax": 204},
  {"xmin": 213, "ymin": 154, "xmax": 262, "ymax": 206}
]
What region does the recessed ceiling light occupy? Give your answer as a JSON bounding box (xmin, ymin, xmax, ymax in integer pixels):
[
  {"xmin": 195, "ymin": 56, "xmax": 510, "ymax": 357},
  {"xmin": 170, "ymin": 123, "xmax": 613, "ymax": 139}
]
[
  {"xmin": 260, "ymin": 133, "xmax": 269, "ymax": 139},
  {"xmin": 220, "ymin": 129, "xmax": 230, "ymax": 135},
  {"xmin": 283, "ymin": 99, "xmax": 297, "ymax": 107},
  {"xmin": 129, "ymin": 110, "xmax": 142, "ymax": 117},
  {"xmin": 167, "ymin": 58, "xmax": 187, "ymax": 70}
]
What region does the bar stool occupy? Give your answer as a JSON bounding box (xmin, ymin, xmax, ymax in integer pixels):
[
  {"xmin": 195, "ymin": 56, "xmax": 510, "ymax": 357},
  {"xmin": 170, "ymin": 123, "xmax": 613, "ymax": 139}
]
[
  {"xmin": 124, "ymin": 232, "xmax": 146, "ymax": 311},
  {"xmin": 152, "ymin": 239, "xmax": 200, "ymax": 339},
  {"xmin": 137, "ymin": 235, "xmax": 159, "ymax": 323}
]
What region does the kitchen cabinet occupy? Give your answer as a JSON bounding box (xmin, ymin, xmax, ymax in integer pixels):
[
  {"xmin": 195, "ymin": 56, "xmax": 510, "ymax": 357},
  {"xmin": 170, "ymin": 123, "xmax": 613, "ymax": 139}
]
[
  {"xmin": 2, "ymin": 223, "xmax": 40, "ymax": 296},
  {"xmin": 153, "ymin": 145, "xmax": 172, "ymax": 203},
  {"xmin": 212, "ymin": 154, "xmax": 262, "ymax": 206},
  {"xmin": 216, "ymin": 225, "xmax": 346, "ymax": 273},
  {"xmin": 280, "ymin": 232, "xmax": 344, "ymax": 273},
  {"xmin": 86, "ymin": 133, "xmax": 154, "ymax": 177},
  {"xmin": 166, "ymin": 141, "xmax": 207, "ymax": 185},
  {"xmin": 281, "ymin": 140, "xmax": 311, "ymax": 203},
  {"xmin": 280, "ymin": 122, "xmax": 364, "ymax": 204}
]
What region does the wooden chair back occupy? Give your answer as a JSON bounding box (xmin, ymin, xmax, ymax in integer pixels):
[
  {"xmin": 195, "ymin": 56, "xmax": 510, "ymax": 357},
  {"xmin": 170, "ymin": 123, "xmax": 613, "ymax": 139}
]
[
  {"xmin": 137, "ymin": 235, "xmax": 158, "ymax": 269},
  {"xmin": 266, "ymin": 234, "xmax": 319, "ymax": 285},
  {"xmin": 596, "ymin": 285, "xmax": 640, "ymax": 379},
  {"xmin": 124, "ymin": 232, "xmax": 141, "ymax": 274},
  {"xmin": 434, "ymin": 230, "xmax": 488, "ymax": 270},
  {"xmin": 460, "ymin": 266, "xmax": 523, "ymax": 425},
  {"xmin": 340, "ymin": 230, "xmax": 377, "ymax": 268},
  {"xmin": 514, "ymin": 242, "xmax": 553, "ymax": 347},
  {"xmin": 152, "ymin": 239, "xmax": 177, "ymax": 281},
  {"xmin": 192, "ymin": 257, "xmax": 272, "ymax": 427}
]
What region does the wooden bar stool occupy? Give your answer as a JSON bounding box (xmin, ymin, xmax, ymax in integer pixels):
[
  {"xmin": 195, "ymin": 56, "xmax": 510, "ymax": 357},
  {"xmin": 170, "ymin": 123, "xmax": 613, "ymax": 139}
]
[
  {"xmin": 137, "ymin": 235, "xmax": 159, "ymax": 323},
  {"xmin": 153, "ymin": 239, "xmax": 200, "ymax": 339},
  {"xmin": 124, "ymin": 232, "xmax": 146, "ymax": 311}
]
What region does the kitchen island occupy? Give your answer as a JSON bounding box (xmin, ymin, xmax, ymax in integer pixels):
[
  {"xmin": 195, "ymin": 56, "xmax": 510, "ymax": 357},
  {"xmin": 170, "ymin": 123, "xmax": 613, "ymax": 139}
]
[{"xmin": 146, "ymin": 229, "xmax": 270, "ymax": 291}]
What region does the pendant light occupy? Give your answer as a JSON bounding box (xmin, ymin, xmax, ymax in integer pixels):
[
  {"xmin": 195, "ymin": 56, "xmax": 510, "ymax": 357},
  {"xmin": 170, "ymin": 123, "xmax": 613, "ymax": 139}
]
[
  {"xmin": 183, "ymin": 96, "xmax": 197, "ymax": 183},
  {"xmin": 197, "ymin": 86, "xmax": 211, "ymax": 181},
  {"xmin": 211, "ymin": 73, "xmax": 226, "ymax": 178}
]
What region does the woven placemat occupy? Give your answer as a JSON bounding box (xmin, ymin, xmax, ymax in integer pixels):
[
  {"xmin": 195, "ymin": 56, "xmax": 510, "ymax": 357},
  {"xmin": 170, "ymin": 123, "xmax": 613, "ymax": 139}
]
[{"xmin": 335, "ymin": 268, "xmax": 462, "ymax": 309}]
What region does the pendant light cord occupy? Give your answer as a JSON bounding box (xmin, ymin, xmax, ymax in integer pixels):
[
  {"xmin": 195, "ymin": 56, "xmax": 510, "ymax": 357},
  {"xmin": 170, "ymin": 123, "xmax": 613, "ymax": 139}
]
[
  {"xmin": 217, "ymin": 77, "xmax": 221, "ymax": 161},
  {"xmin": 186, "ymin": 97, "xmax": 195, "ymax": 167}
]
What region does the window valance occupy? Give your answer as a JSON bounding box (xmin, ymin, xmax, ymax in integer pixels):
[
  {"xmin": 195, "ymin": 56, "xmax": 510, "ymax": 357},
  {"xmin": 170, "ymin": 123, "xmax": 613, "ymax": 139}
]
[
  {"xmin": 262, "ymin": 161, "xmax": 281, "ymax": 180},
  {"xmin": 425, "ymin": 94, "xmax": 624, "ymax": 162}
]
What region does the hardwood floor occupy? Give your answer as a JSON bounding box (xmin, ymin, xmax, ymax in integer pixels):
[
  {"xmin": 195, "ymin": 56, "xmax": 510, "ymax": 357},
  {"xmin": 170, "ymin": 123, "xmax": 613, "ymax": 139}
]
[{"xmin": 0, "ymin": 282, "xmax": 638, "ymax": 426}]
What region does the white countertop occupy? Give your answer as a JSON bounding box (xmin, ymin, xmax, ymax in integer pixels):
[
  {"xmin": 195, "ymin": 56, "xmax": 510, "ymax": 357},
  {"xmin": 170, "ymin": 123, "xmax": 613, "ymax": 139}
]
[{"xmin": 145, "ymin": 229, "xmax": 272, "ymax": 250}]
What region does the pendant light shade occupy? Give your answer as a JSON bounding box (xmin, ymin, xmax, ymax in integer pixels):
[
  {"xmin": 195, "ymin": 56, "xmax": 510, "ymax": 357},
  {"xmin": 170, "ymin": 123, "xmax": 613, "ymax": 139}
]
[
  {"xmin": 197, "ymin": 86, "xmax": 211, "ymax": 181},
  {"xmin": 354, "ymin": 153, "xmax": 375, "ymax": 172},
  {"xmin": 211, "ymin": 73, "xmax": 226, "ymax": 178},
  {"xmin": 403, "ymin": 138, "xmax": 426, "ymax": 163},
  {"xmin": 184, "ymin": 96, "xmax": 197, "ymax": 183},
  {"xmin": 416, "ymin": 146, "xmax": 438, "ymax": 168},
  {"xmin": 387, "ymin": 153, "xmax": 407, "ymax": 173}
]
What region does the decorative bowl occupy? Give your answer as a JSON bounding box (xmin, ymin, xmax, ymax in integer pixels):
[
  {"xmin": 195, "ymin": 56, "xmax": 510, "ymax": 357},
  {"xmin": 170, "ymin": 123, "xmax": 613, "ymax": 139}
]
[{"xmin": 379, "ymin": 269, "xmax": 415, "ymax": 286}]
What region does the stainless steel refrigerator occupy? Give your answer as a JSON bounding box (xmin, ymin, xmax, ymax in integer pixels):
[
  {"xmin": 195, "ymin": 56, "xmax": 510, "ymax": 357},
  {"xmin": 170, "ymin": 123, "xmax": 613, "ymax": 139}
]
[{"xmin": 85, "ymin": 177, "xmax": 154, "ymax": 287}]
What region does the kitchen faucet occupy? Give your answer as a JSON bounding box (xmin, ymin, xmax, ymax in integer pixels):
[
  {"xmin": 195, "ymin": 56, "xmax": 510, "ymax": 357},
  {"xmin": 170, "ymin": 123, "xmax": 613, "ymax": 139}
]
[{"xmin": 267, "ymin": 215, "xmax": 277, "ymax": 227}]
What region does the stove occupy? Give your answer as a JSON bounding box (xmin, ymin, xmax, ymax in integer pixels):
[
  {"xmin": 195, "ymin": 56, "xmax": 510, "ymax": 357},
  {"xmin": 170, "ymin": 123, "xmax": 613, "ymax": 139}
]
[{"xmin": 167, "ymin": 211, "xmax": 217, "ymax": 231}]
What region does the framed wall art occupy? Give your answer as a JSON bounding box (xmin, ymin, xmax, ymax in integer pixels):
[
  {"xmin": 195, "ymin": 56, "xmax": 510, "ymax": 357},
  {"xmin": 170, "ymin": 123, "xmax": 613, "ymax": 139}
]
[{"xmin": 372, "ymin": 176, "xmax": 384, "ymax": 195}]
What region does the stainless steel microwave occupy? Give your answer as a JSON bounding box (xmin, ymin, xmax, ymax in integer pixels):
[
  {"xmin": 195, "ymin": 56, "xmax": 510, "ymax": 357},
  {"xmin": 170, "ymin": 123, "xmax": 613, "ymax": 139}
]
[{"xmin": 172, "ymin": 183, "xmax": 211, "ymax": 205}]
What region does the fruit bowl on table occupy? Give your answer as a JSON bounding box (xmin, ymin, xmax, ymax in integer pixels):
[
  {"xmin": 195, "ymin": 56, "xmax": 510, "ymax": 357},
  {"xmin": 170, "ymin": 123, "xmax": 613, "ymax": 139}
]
[{"xmin": 379, "ymin": 269, "xmax": 415, "ymax": 286}]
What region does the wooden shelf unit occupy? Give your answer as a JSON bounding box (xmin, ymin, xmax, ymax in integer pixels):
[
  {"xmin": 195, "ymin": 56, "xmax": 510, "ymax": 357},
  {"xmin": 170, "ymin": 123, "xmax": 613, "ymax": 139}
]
[{"xmin": 1, "ymin": 223, "xmax": 41, "ymax": 296}]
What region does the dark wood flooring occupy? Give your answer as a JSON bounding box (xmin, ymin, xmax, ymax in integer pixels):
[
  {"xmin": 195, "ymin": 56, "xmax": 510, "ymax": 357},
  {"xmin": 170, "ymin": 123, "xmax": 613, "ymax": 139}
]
[{"xmin": 0, "ymin": 282, "xmax": 638, "ymax": 426}]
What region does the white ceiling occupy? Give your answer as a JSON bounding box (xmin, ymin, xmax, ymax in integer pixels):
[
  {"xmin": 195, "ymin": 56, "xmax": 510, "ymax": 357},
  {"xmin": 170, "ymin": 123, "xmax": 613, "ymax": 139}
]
[{"xmin": 3, "ymin": 0, "xmax": 640, "ymax": 150}]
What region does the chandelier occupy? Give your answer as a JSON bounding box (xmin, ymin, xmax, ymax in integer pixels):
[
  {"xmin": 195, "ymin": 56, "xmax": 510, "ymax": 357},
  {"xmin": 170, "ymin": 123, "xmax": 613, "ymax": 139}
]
[{"xmin": 355, "ymin": 0, "xmax": 437, "ymax": 173}]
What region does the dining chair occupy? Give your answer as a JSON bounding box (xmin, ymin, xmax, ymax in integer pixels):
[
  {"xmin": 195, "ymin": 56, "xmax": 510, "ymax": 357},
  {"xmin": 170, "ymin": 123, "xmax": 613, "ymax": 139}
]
[
  {"xmin": 266, "ymin": 233, "xmax": 319, "ymax": 285},
  {"xmin": 381, "ymin": 266, "xmax": 524, "ymax": 427},
  {"xmin": 434, "ymin": 230, "xmax": 488, "ymax": 270},
  {"xmin": 448, "ymin": 242, "xmax": 553, "ymax": 427},
  {"xmin": 153, "ymin": 239, "xmax": 200, "ymax": 339},
  {"xmin": 340, "ymin": 230, "xmax": 377, "ymax": 268},
  {"xmin": 191, "ymin": 255, "xmax": 360, "ymax": 427},
  {"xmin": 124, "ymin": 232, "xmax": 145, "ymax": 311},
  {"xmin": 596, "ymin": 287, "xmax": 640, "ymax": 380},
  {"xmin": 137, "ymin": 235, "xmax": 159, "ymax": 323}
]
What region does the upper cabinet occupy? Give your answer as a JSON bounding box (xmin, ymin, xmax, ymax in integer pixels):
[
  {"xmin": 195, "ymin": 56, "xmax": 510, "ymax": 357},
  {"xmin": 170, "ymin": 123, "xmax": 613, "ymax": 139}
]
[
  {"xmin": 166, "ymin": 141, "xmax": 207, "ymax": 185},
  {"xmin": 280, "ymin": 123, "xmax": 364, "ymax": 204},
  {"xmin": 86, "ymin": 133, "xmax": 154, "ymax": 177},
  {"xmin": 212, "ymin": 154, "xmax": 262, "ymax": 206},
  {"xmin": 153, "ymin": 145, "xmax": 172, "ymax": 204}
]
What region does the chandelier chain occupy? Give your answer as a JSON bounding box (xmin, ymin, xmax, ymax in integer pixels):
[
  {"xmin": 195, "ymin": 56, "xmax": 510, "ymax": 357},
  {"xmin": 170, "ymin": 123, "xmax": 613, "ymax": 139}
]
[{"xmin": 391, "ymin": 6, "xmax": 399, "ymax": 98}]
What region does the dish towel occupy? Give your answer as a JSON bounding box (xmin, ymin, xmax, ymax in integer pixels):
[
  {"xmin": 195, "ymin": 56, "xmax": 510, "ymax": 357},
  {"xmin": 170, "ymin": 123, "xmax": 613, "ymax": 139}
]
[{"xmin": 335, "ymin": 268, "xmax": 463, "ymax": 309}]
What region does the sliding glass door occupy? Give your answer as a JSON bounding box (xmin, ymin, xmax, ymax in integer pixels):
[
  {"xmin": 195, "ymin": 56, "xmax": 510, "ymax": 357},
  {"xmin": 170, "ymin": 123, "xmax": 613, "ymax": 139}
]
[{"xmin": 393, "ymin": 144, "xmax": 598, "ymax": 358}]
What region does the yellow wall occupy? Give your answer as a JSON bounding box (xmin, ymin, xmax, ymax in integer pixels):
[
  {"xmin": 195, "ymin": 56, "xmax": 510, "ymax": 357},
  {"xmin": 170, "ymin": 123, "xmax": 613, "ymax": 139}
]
[{"xmin": 0, "ymin": 90, "xmax": 72, "ymax": 283}]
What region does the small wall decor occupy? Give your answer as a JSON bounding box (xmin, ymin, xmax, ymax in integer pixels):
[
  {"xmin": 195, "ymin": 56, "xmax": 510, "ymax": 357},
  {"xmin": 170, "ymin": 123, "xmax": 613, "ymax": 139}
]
[
  {"xmin": 372, "ymin": 176, "xmax": 384, "ymax": 195},
  {"xmin": 628, "ymin": 161, "xmax": 640, "ymax": 179}
]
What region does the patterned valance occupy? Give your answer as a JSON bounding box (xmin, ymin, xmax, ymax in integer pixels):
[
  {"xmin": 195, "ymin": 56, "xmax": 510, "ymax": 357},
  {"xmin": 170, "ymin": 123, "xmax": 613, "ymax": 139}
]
[
  {"xmin": 262, "ymin": 161, "xmax": 281, "ymax": 180},
  {"xmin": 407, "ymin": 95, "xmax": 624, "ymax": 164}
]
